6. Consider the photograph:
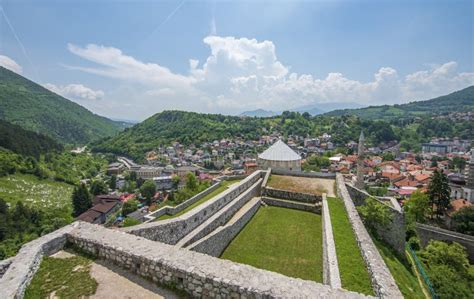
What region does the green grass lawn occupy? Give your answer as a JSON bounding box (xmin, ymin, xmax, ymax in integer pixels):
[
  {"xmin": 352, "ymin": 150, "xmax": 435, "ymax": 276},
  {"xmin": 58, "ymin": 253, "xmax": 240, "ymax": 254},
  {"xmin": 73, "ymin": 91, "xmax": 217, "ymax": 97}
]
[
  {"xmin": 156, "ymin": 179, "xmax": 241, "ymax": 220},
  {"xmin": 0, "ymin": 173, "xmax": 73, "ymax": 212},
  {"xmin": 327, "ymin": 197, "xmax": 374, "ymax": 295},
  {"xmin": 373, "ymin": 239, "xmax": 426, "ymax": 299},
  {"xmin": 221, "ymin": 206, "xmax": 323, "ymax": 282},
  {"xmin": 24, "ymin": 254, "xmax": 98, "ymax": 298}
]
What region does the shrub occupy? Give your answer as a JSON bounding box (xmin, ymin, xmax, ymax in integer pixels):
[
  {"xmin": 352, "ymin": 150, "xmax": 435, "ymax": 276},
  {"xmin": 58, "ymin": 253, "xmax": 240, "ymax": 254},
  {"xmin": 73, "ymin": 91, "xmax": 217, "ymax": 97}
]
[{"xmin": 357, "ymin": 197, "xmax": 393, "ymax": 235}]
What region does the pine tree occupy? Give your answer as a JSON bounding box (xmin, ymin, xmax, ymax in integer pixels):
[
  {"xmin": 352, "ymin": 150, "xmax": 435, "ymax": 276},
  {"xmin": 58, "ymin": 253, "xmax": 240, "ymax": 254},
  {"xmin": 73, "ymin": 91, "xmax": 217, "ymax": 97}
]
[
  {"xmin": 428, "ymin": 170, "xmax": 451, "ymax": 219},
  {"xmin": 72, "ymin": 184, "xmax": 92, "ymax": 217}
]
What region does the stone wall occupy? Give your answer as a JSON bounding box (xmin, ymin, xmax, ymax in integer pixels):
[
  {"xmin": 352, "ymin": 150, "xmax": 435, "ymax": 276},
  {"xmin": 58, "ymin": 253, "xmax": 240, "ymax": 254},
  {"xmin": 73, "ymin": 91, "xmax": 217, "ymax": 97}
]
[
  {"xmin": 0, "ymin": 223, "xmax": 78, "ymax": 298},
  {"xmin": 189, "ymin": 198, "xmax": 261, "ymax": 257},
  {"xmin": 261, "ymin": 196, "xmax": 321, "ymax": 213},
  {"xmin": 416, "ymin": 223, "xmax": 474, "ymax": 263},
  {"xmin": 0, "ymin": 257, "xmax": 13, "ymax": 279},
  {"xmin": 263, "ymin": 187, "xmax": 322, "ymax": 203},
  {"xmin": 336, "ymin": 174, "xmax": 403, "ymax": 298},
  {"xmin": 178, "ymin": 179, "xmax": 262, "ymax": 247},
  {"xmin": 122, "ymin": 171, "xmax": 265, "ymax": 245},
  {"xmin": 67, "ymin": 222, "xmax": 368, "ymax": 299},
  {"xmin": 322, "ymin": 194, "xmax": 341, "ymax": 289},
  {"xmin": 144, "ymin": 181, "xmax": 223, "ymax": 222},
  {"xmin": 346, "ymin": 184, "xmax": 405, "ymax": 256},
  {"xmin": 271, "ymin": 169, "xmax": 336, "ymax": 179}
]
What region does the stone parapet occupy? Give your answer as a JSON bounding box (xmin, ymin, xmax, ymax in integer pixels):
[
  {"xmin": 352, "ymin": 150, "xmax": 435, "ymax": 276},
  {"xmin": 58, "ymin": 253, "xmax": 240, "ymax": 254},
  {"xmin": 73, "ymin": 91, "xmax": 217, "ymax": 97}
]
[
  {"xmin": 261, "ymin": 196, "xmax": 321, "ymax": 213},
  {"xmin": 322, "ymin": 194, "xmax": 342, "ymax": 289},
  {"xmin": 263, "ymin": 186, "xmax": 322, "ymax": 203}
]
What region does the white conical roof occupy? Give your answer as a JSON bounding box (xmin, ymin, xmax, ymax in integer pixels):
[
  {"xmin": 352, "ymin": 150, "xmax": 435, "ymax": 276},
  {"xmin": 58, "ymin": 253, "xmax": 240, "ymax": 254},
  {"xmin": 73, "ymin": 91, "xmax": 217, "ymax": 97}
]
[{"xmin": 258, "ymin": 140, "xmax": 301, "ymax": 161}]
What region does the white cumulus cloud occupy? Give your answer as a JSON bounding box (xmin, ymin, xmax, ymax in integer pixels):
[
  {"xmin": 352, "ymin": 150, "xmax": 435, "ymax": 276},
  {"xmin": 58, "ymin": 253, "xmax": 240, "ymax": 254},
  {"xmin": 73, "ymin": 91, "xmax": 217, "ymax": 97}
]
[
  {"xmin": 0, "ymin": 55, "xmax": 22, "ymax": 74},
  {"xmin": 66, "ymin": 36, "xmax": 474, "ymax": 118},
  {"xmin": 44, "ymin": 83, "xmax": 105, "ymax": 100}
]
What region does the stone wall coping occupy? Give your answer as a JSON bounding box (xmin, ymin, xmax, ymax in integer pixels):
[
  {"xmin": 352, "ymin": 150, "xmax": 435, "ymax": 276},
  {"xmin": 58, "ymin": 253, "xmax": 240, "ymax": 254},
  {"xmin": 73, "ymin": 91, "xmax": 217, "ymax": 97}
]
[
  {"xmin": 336, "ymin": 174, "xmax": 403, "ymax": 298},
  {"xmin": 322, "ymin": 193, "xmax": 342, "ymax": 289},
  {"xmin": 68, "ymin": 222, "xmax": 370, "ymax": 298}
]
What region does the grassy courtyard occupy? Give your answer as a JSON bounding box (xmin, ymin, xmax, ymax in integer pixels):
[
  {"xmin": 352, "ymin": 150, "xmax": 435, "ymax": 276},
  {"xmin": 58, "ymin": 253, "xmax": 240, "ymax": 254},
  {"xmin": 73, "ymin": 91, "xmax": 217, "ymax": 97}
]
[
  {"xmin": 221, "ymin": 206, "xmax": 323, "ymax": 282},
  {"xmin": 0, "ymin": 173, "xmax": 73, "ymax": 213},
  {"xmin": 157, "ymin": 179, "xmax": 241, "ymax": 220},
  {"xmin": 327, "ymin": 197, "xmax": 374, "ymax": 295},
  {"xmin": 267, "ymin": 175, "xmax": 334, "ymax": 196},
  {"xmin": 25, "ymin": 253, "xmax": 98, "ymax": 298}
]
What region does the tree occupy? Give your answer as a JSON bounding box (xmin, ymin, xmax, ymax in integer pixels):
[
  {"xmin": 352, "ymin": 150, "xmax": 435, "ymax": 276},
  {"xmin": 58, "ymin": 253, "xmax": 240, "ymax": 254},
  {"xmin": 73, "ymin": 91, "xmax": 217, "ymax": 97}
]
[
  {"xmin": 90, "ymin": 179, "xmax": 107, "ymax": 196},
  {"xmin": 451, "ymin": 157, "xmax": 466, "ymax": 171},
  {"xmin": 72, "ymin": 183, "xmax": 92, "ymax": 217},
  {"xmin": 140, "ymin": 180, "xmax": 156, "ymax": 204},
  {"xmin": 357, "ymin": 197, "xmax": 393, "ymax": 235},
  {"xmin": 451, "ymin": 206, "xmax": 474, "ymax": 235},
  {"xmin": 404, "ymin": 189, "xmax": 430, "ymax": 224},
  {"xmin": 428, "ymin": 170, "xmax": 451, "ymax": 219},
  {"xmin": 109, "ymin": 175, "xmax": 117, "ymax": 190},
  {"xmin": 185, "ymin": 172, "xmax": 198, "ymax": 191},
  {"xmin": 172, "ymin": 175, "xmax": 180, "ymax": 189},
  {"xmin": 122, "ymin": 199, "xmax": 139, "ymax": 216},
  {"xmin": 0, "ymin": 198, "xmax": 8, "ymax": 241}
]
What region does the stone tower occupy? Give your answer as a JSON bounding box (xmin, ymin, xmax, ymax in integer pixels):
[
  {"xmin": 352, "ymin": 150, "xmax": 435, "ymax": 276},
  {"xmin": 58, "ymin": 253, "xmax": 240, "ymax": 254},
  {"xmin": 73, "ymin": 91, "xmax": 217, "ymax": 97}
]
[
  {"xmin": 355, "ymin": 130, "xmax": 365, "ymax": 189},
  {"xmin": 463, "ymin": 149, "xmax": 474, "ymax": 202}
]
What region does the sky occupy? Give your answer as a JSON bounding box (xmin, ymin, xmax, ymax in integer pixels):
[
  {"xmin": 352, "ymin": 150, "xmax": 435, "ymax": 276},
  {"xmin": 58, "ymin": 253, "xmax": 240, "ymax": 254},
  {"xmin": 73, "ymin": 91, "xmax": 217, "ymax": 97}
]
[{"xmin": 0, "ymin": 0, "xmax": 473, "ymax": 121}]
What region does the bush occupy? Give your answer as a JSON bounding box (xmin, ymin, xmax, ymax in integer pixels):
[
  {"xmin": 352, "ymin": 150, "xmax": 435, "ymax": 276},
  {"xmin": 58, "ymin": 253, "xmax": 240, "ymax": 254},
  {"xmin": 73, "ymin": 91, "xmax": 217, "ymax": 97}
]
[
  {"xmin": 451, "ymin": 206, "xmax": 474, "ymax": 235},
  {"xmin": 122, "ymin": 199, "xmax": 139, "ymax": 216},
  {"xmin": 357, "ymin": 197, "xmax": 393, "ymax": 235},
  {"xmin": 407, "ymin": 236, "xmax": 420, "ymax": 251},
  {"xmin": 122, "ymin": 217, "xmax": 141, "ymax": 227}
]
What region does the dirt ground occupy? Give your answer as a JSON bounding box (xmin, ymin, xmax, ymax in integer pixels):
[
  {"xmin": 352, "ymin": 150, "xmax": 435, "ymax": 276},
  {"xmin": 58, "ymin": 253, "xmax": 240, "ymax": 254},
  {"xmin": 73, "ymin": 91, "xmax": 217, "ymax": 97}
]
[
  {"xmin": 52, "ymin": 251, "xmax": 180, "ymax": 299},
  {"xmin": 267, "ymin": 175, "xmax": 336, "ymax": 197}
]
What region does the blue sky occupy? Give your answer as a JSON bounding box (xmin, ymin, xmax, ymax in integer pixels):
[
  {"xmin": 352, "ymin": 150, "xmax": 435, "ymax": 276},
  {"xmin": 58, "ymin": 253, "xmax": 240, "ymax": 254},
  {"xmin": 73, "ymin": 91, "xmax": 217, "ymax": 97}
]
[{"xmin": 0, "ymin": 0, "xmax": 473, "ymax": 120}]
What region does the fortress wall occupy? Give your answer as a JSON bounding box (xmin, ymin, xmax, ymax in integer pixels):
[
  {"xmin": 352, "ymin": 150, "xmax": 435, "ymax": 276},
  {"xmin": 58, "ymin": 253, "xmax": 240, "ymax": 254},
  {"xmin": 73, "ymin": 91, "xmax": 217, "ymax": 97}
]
[
  {"xmin": 188, "ymin": 198, "xmax": 261, "ymax": 257},
  {"xmin": 122, "ymin": 171, "xmax": 264, "ymax": 245},
  {"xmin": 261, "ymin": 196, "xmax": 321, "ymax": 213},
  {"xmin": 263, "ymin": 186, "xmax": 322, "ymax": 203},
  {"xmin": 180, "ymin": 179, "xmax": 262, "ymax": 247},
  {"xmin": 271, "ymin": 169, "xmax": 336, "ymax": 179},
  {"xmin": 346, "ymin": 185, "xmax": 405, "ymax": 256},
  {"xmin": 67, "ymin": 222, "xmax": 369, "ymax": 299},
  {"xmin": 0, "ymin": 224, "xmax": 78, "ymax": 299},
  {"xmin": 336, "ymin": 174, "xmax": 403, "ymax": 298},
  {"xmin": 0, "ymin": 257, "xmax": 13, "ymax": 279}
]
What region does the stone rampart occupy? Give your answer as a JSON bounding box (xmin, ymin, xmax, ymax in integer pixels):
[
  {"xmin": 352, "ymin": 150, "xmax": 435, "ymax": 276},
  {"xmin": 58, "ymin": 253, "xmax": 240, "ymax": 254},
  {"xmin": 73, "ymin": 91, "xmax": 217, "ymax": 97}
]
[
  {"xmin": 263, "ymin": 186, "xmax": 322, "ymax": 203},
  {"xmin": 189, "ymin": 197, "xmax": 261, "ymax": 257},
  {"xmin": 122, "ymin": 171, "xmax": 264, "ymax": 245},
  {"xmin": 322, "ymin": 194, "xmax": 342, "ymax": 289},
  {"xmin": 261, "ymin": 169, "xmax": 271, "ymax": 189},
  {"xmin": 67, "ymin": 222, "xmax": 369, "ymax": 299},
  {"xmin": 145, "ymin": 181, "xmax": 223, "ymax": 221},
  {"xmin": 0, "ymin": 223, "xmax": 78, "ymax": 298},
  {"xmin": 178, "ymin": 179, "xmax": 262, "ymax": 247},
  {"xmin": 261, "ymin": 196, "xmax": 321, "ymax": 213},
  {"xmin": 271, "ymin": 169, "xmax": 336, "ymax": 179},
  {"xmin": 346, "ymin": 184, "xmax": 405, "ymax": 256},
  {"xmin": 336, "ymin": 174, "xmax": 403, "ymax": 298},
  {"xmin": 0, "ymin": 257, "xmax": 13, "ymax": 279},
  {"xmin": 416, "ymin": 223, "xmax": 474, "ymax": 263}
]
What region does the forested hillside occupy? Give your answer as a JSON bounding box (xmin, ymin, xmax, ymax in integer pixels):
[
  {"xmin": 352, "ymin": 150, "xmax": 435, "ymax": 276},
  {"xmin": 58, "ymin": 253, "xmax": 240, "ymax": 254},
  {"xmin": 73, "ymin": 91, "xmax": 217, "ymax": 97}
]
[
  {"xmin": 0, "ymin": 120, "xmax": 62, "ymax": 158},
  {"xmin": 0, "ymin": 66, "xmax": 125, "ymax": 144},
  {"xmin": 325, "ymin": 86, "xmax": 474, "ymax": 120}
]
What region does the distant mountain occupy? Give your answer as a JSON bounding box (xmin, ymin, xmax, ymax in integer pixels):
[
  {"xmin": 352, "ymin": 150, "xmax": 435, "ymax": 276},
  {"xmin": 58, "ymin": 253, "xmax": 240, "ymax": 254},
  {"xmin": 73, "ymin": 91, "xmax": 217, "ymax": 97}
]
[
  {"xmin": 240, "ymin": 109, "xmax": 277, "ymax": 117},
  {"xmin": 325, "ymin": 86, "xmax": 474, "ymax": 120},
  {"xmin": 0, "ymin": 66, "xmax": 124, "ymax": 144},
  {"xmin": 0, "ymin": 119, "xmax": 62, "ymax": 158},
  {"xmin": 293, "ymin": 102, "xmax": 365, "ymax": 116}
]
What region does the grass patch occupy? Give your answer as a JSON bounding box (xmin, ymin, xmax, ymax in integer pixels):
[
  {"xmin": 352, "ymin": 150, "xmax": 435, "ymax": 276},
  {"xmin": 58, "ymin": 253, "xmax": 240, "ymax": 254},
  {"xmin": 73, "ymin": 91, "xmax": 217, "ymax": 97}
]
[
  {"xmin": 327, "ymin": 197, "xmax": 374, "ymax": 295},
  {"xmin": 0, "ymin": 173, "xmax": 73, "ymax": 213},
  {"xmin": 157, "ymin": 179, "xmax": 241, "ymax": 220},
  {"xmin": 24, "ymin": 254, "xmax": 98, "ymax": 298},
  {"xmin": 373, "ymin": 238, "xmax": 426, "ymax": 299},
  {"xmin": 267, "ymin": 175, "xmax": 328, "ymax": 195},
  {"xmin": 221, "ymin": 206, "xmax": 323, "ymax": 282}
]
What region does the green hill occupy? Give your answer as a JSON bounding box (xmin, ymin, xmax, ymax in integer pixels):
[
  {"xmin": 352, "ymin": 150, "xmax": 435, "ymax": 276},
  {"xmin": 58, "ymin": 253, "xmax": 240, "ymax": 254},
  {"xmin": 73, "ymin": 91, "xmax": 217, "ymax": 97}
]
[
  {"xmin": 0, "ymin": 66, "xmax": 125, "ymax": 144},
  {"xmin": 0, "ymin": 119, "xmax": 62, "ymax": 158},
  {"xmin": 325, "ymin": 86, "xmax": 474, "ymax": 120}
]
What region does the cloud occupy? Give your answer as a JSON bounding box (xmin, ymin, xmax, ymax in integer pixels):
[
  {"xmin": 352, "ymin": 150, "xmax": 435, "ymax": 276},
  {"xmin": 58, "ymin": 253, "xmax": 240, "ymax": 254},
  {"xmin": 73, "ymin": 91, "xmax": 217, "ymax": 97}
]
[
  {"xmin": 0, "ymin": 55, "xmax": 22, "ymax": 74},
  {"xmin": 44, "ymin": 83, "xmax": 104, "ymax": 100},
  {"xmin": 67, "ymin": 36, "xmax": 474, "ymax": 118}
]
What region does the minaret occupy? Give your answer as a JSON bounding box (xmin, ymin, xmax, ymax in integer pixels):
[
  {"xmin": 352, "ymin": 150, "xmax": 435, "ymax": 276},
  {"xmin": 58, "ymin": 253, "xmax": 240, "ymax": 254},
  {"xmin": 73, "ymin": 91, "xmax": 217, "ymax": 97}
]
[
  {"xmin": 466, "ymin": 149, "xmax": 474, "ymax": 189},
  {"xmin": 355, "ymin": 130, "xmax": 365, "ymax": 189}
]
